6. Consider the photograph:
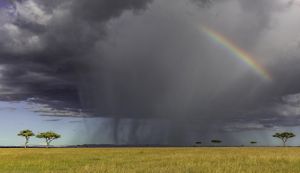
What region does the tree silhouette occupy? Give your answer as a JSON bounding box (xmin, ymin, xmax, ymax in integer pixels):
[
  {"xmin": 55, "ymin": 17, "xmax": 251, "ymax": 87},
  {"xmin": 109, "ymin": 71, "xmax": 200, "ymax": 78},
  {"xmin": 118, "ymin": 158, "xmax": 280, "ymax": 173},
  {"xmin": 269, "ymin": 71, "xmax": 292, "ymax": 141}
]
[
  {"xmin": 250, "ymin": 141, "xmax": 257, "ymax": 145},
  {"xmin": 36, "ymin": 131, "xmax": 61, "ymax": 148},
  {"xmin": 272, "ymin": 132, "xmax": 295, "ymax": 147},
  {"xmin": 211, "ymin": 140, "xmax": 222, "ymax": 146},
  {"xmin": 18, "ymin": 129, "xmax": 35, "ymax": 148}
]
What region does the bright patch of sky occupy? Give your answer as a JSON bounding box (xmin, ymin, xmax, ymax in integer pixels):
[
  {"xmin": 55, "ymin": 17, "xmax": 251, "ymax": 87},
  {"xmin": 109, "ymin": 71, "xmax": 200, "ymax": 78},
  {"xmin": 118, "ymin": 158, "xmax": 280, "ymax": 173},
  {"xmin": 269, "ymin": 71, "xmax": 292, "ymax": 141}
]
[{"xmin": 0, "ymin": 101, "xmax": 110, "ymax": 146}]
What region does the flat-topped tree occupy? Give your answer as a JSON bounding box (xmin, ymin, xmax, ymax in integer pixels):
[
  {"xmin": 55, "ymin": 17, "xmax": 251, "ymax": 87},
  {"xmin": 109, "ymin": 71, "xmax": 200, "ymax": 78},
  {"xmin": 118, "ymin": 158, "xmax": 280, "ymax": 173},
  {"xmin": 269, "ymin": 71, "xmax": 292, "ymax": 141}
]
[
  {"xmin": 211, "ymin": 140, "xmax": 222, "ymax": 146},
  {"xmin": 18, "ymin": 129, "xmax": 35, "ymax": 148},
  {"xmin": 36, "ymin": 131, "xmax": 61, "ymax": 148},
  {"xmin": 273, "ymin": 132, "xmax": 295, "ymax": 147}
]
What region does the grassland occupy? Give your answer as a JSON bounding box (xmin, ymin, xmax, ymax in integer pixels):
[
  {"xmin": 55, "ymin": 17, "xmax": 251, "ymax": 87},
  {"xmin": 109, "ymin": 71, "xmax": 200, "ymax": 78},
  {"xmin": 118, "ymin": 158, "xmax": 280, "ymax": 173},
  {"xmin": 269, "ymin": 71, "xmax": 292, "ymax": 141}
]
[{"xmin": 0, "ymin": 147, "xmax": 300, "ymax": 173}]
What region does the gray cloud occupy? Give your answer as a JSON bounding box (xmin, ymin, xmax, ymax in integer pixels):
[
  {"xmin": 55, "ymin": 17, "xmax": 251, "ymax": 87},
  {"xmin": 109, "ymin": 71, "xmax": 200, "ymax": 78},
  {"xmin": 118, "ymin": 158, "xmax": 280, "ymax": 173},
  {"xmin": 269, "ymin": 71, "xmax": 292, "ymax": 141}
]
[
  {"xmin": 44, "ymin": 119, "xmax": 62, "ymax": 122},
  {"xmin": 0, "ymin": 0, "xmax": 300, "ymax": 145},
  {"xmin": 0, "ymin": 0, "xmax": 152, "ymax": 111},
  {"xmin": 69, "ymin": 120, "xmax": 83, "ymax": 123}
]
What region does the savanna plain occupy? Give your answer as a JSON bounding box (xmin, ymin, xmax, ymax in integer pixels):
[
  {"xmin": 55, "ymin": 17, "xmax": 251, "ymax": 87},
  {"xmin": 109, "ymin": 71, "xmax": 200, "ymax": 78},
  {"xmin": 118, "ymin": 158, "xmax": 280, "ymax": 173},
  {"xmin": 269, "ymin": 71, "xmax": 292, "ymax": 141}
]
[{"xmin": 1, "ymin": 147, "xmax": 300, "ymax": 173}]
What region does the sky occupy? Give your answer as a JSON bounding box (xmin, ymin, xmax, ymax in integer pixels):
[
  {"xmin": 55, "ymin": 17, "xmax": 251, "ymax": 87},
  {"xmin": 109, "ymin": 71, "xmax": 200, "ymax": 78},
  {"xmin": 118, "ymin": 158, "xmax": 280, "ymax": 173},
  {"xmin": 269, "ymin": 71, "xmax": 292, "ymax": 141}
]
[{"xmin": 0, "ymin": 0, "xmax": 300, "ymax": 146}]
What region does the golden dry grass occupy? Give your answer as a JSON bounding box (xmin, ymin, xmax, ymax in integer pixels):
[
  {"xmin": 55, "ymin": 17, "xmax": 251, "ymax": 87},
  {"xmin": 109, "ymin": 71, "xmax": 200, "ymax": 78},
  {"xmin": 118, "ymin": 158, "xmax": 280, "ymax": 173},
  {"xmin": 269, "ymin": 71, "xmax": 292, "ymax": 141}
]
[{"xmin": 0, "ymin": 147, "xmax": 300, "ymax": 173}]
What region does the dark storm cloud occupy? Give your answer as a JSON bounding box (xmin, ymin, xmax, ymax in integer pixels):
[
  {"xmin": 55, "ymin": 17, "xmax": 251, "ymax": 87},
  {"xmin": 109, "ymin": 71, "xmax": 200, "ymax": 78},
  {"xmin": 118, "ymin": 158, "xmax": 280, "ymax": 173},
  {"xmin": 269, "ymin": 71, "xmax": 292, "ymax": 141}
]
[
  {"xmin": 222, "ymin": 58, "xmax": 300, "ymax": 131},
  {"xmin": 0, "ymin": 0, "xmax": 152, "ymax": 112},
  {"xmin": 0, "ymin": 0, "xmax": 300, "ymax": 145}
]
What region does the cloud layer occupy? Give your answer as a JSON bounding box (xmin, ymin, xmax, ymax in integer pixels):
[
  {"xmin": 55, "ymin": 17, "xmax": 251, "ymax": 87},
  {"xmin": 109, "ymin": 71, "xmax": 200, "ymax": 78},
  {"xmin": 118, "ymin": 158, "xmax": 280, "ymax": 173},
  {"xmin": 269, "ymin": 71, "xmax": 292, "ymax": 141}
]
[{"xmin": 0, "ymin": 0, "xmax": 300, "ymax": 144}]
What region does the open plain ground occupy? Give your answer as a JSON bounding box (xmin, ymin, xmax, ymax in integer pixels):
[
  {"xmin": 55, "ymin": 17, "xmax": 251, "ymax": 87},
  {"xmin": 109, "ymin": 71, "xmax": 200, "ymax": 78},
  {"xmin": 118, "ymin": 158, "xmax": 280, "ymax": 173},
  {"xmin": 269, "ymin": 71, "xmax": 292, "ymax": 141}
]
[{"xmin": 0, "ymin": 147, "xmax": 300, "ymax": 173}]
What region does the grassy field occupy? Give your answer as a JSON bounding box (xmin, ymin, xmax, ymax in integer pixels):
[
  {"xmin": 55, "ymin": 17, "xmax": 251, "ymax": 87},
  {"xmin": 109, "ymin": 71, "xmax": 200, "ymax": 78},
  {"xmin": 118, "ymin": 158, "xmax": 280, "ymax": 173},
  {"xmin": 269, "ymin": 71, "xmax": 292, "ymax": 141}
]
[{"xmin": 0, "ymin": 147, "xmax": 300, "ymax": 173}]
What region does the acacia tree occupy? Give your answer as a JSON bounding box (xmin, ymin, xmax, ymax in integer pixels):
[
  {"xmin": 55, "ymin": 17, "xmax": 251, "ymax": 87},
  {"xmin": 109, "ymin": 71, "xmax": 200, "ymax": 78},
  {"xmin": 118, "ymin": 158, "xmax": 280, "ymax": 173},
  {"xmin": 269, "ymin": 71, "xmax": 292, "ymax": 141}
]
[
  {"xmin": 250, "ymin": 141, "xmax": 257, "ymax": 145},
  {"xmin": 18, "ymin": 129, "xmax": 35, "ymax": 148},
  {"xmin": 195, "ymin": 141, "xmax": 202, "ymax": 146},
  {"xmin": 36, "ymin": 131, "xmax": 61, "ymax": 148},
  {"xmin": 211, "ymin": 140, "xmax": 222, "ymax": 146},
  {"xmin": 272, "ymin": 132, "xmax": 295, "ymax": 147}
]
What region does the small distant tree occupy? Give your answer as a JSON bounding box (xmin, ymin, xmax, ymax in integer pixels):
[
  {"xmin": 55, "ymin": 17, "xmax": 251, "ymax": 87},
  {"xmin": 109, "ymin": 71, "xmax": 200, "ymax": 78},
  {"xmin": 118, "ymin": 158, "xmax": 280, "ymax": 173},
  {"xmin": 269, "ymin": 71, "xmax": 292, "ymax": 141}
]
[
  {"xmin": 250, "ymin": 141, "xmax": 257, "ymax": 145},
  {"xmin": 18, "ymin": 129, "xmax": 35, "ymax": 148},
  {"xmin": 36, "ymin": 131, "xmax": 61, "ymax": 148},
  {"xmin": 211, "ymin": 140, "xmax": 222, "ymax": 146},
  {"xmin": 272, "ymin": 132, "xmax": 295, "ymax": 147}
]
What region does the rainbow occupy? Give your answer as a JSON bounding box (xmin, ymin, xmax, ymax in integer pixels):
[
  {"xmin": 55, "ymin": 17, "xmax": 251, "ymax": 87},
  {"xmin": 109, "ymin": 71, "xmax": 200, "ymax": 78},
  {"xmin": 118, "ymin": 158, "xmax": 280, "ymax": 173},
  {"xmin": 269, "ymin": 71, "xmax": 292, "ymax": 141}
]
[{"xmin": 201, "ymin": 26, "xmax": 272, "ymax": 81}]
